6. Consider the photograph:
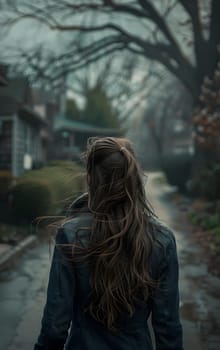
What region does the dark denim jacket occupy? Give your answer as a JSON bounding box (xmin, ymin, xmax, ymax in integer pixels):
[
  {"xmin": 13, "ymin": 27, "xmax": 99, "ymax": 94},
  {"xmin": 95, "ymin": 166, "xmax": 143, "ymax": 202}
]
[{"xmin": 34, "ymin": 194, "xmax": 183, "ymax": 350}]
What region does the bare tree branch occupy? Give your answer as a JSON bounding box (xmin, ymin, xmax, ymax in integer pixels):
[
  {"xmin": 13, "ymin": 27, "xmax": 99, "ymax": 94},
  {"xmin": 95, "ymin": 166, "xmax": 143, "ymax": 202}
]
[
  {"xmin": 179, "ymin": 0, "xmax": 207, "ymax": 72},
  {"xmin": 0, "ymin": 0, "xmax": 217, "ymax": 102}
]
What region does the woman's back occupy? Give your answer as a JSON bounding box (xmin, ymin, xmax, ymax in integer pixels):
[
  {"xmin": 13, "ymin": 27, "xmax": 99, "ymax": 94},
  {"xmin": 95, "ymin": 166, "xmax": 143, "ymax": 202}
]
[
  {"xmin": 34, "ymin": 137, "xmax": 183, "ymax": 350},
  {"xmin": 58, "ymin": 210, "xmax": 182, "ymax": 350}
]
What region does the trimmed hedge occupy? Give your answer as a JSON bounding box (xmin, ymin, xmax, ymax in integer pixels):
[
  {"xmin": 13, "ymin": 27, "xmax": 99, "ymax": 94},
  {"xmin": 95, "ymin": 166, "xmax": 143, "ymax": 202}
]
[
  {"xmin": 161, "ymin": 153, "xmax": 193, "ymax": 192},
  {"xmin": 11, "ymin": 179, "xmax": 52, "ymax": 224},
  {"xmin": 23, "ymin": 160, "xmax": 86, "ymax": 215},
  {"xmin": 12, "ymin": 160, "xmax": 86, "ymax": 222},
  {"xmin": 7, "ymin": 161, "xmax": 85, "ymax": 224},
  {"xmin": 188, "ymin": 163, "xmax": 220, "ymax": 200},
  {"xmin": 0, "ymin": 170, "xmax": 15, "ymax": 194}
]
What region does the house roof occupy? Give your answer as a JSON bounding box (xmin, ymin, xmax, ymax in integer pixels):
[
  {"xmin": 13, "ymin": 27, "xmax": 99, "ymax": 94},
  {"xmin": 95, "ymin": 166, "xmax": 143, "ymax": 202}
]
[
  {"xmin": 54, "ymin": 113, "xmax": 122, "ymax": 135},
  {"xmin": 19, "ymin": 106, "xmax": 47, "ymax": 126}
]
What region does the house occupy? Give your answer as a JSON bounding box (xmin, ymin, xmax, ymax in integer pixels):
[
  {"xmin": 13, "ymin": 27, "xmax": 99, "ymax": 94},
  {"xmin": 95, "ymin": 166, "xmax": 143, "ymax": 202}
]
[
  {"xmin": 52, "ymin": 113, "xmax": 123, "ymax": 161},
  {"xmin": 31, "ymin": 88, "xmax": 60, "ymax": 163},
  {"xmin": 0, "ymin": 73, "xmax": 47, "ymax": 176},
  {"xmin": 0, "ymin": 63, "xmax": 123, "ymax": 172}
]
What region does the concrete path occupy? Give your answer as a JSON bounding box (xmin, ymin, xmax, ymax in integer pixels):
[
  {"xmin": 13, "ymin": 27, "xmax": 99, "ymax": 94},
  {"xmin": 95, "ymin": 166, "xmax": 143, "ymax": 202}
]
[
  {"xmin": 0, "ymin": 172, "xmax": 219, "ymax": 350},
  {"xmin": 146, "ymin": 172, "xmax": 220, "ymax": 350},
  {"xmin": 0, "ymin": 243, "xmax": 51, "ymax": 350}
]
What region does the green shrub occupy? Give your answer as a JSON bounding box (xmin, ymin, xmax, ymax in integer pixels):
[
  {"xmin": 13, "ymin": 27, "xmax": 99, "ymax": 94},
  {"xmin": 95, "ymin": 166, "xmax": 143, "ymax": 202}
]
[
  {"xmin": 23, "ymin": 161, "xmax": 86, "ymax": 215},
  {"xmin": 11, "ymin": 179, "xmax": 52, "ymax": 224},
  {"xmin": 0, "ymin": 170, "xmax": 15, "ymax": 194},
  {"xmin": 47, "ymin": 160, "xmax": 81, "ymax": 167},
  {"xmin": 214, "ymin": 226, "xmax": 220, "ymax": 241},
  {"xmin": 189, "ymin": 163, "xmax": 220, "ymax": 200},
  {"xmin": 201, "ymin": 213, "xmax": 220, "ymax": 230},
  {"xmin": 188, "ymin": 211, "xmax": 200, "ymax": 225},
  {"xmin": 161, "ymin": 153, "xmax": 193, "ymax": 192}
]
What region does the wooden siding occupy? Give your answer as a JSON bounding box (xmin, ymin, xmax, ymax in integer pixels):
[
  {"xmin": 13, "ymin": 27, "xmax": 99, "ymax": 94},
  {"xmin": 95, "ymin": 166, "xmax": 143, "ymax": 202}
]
[{"xmin": 13, "ymin": 117, "xmax": 42, "ymax": 176}]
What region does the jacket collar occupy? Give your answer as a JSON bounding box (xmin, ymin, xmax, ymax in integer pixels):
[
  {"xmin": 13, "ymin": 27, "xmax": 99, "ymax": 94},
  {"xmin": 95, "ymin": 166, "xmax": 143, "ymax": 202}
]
[{"xmin": 66, "ymin": 192, "xmax": 89, "ymax": 217}]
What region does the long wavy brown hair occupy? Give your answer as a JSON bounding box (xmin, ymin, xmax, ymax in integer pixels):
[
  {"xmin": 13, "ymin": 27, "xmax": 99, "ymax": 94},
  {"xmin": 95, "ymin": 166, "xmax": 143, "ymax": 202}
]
[{"xmin": 80, "ymin": 136, "xmax": 157, "ymax": 330}]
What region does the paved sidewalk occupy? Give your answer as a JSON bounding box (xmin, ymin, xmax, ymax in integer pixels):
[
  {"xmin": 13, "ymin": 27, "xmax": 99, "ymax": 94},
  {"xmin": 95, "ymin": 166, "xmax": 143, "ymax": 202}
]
[
  {"xmin": 0, "ymin": 235, "xmax": 37, "ymax": 271},
  {"xmin": 0, "ymin": 242, "xmax": 51, "ymax": 350},
  {"xmin": 146, "ymin": 172, "xmax": 220, "ymax": 350},
  {"xmin": 0, "ymin": 243, "xmax": 11, "ymax": 256}
]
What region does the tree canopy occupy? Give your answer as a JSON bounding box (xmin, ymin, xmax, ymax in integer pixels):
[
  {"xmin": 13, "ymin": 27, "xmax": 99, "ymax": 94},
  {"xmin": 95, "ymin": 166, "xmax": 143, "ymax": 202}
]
[
  {"xmin": 65, "ymin": 98, "xmax": 81, "ymax": 122},
  {"xmin": 1, "ymin": 0, "xmax": 219, "ymax": 102},
  {"xmin": 65, "ymin": 84, "xmax": 120, "ymax": 129},
  {"xmin": 83, "ymin": 84, "xmax": 120, "ymax": 128}
]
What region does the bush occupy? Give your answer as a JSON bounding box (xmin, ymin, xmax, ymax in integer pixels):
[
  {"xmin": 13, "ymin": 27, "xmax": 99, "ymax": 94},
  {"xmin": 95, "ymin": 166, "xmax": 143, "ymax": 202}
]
[
  {"xmin": 200, "ymin": 213, "xmax": 220, "ymax": 230},
  {"xmin": 11, "ymin": 179, "xmax": 52, "ymax": 224},
  {"xmin": 47, "ymin": 160, "xmax": 79, "ymax": 167},
  {"xmin": 188, "ymin": 211, "xmax": 200, "ymax": 225},
  {"xmin": 188, "ymin": 198, "xmax": 220, "ymax": 241},
  {"xmin": 161, "ymin": 153, "xmax": 193, "ymax": 192},
  {"xmin": 189, "ymin": 163, "xmax": 220, "ymax": 200},
  {"xmin": 0, "ymin": 171, "xmax": 16, "ymax": 222},
  {"xmin": 0, "ymin": 170, "xmax": 15, "ymax": 194},
  {"xmin": 214, "ymin": 226, "xmax": 220, "ymax": 241},
  {"xmin": 23, "ymin": 161, "xmax": 86, "ymax": 215}
]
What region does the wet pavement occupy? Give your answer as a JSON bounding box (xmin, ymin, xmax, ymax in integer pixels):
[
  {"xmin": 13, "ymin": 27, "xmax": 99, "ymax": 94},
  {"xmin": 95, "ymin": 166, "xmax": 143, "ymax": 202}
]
[
  {"xmin": 146, "ymin": 172, "xmax": 220, "ymax": 350},
  {"xmin": 0, "ymin": 172, "xmax": 219, "ymax": 350},
  {"xmin": 0, "ymin": 242, "xmax": 51, "ymax": 350}
]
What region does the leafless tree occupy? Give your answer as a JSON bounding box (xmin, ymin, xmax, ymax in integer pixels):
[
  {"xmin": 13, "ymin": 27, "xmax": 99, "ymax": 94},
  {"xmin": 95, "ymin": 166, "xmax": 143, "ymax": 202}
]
[
  {"xmin": 143, "ymin": 78, "xmax": 193, "ymax": 156},
  {"xmin": 0, "ymin": 0, "xmax": 219, "ymax": 103}
]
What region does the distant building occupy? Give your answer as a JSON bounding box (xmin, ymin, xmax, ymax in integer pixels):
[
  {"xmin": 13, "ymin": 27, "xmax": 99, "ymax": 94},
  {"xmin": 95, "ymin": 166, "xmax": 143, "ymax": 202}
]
[
  {"xmin": 53, "ymin": 113, "xmax": 122, "ymax": 161},
  {"xmin": 0, "ymin": 64, "xmax": 124, "ymax": 174},
  {"xmin": 31, "ymin": 88, "xmax": 60, "ymax": 163},
  {"xmin": 0, "ymin": 74, "xmax": 46, "ymax": 176}
]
